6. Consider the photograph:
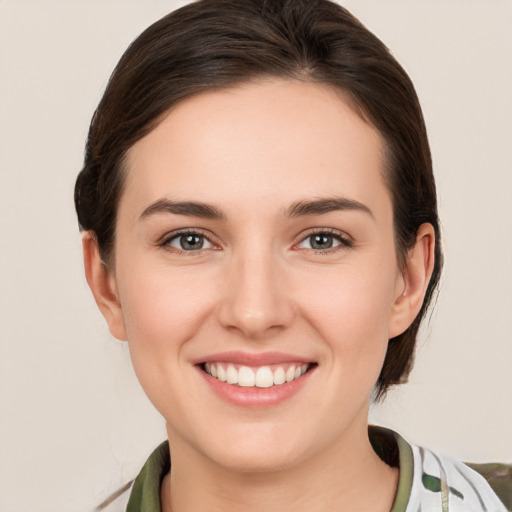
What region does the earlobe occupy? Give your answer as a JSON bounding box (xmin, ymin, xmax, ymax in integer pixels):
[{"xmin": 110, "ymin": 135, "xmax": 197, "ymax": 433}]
[
  {"xmin": 82, "ymin": 232, "xmax": 128, "ymax": 341},
  {"xmin": 388, "ymin": 223, "xmax": 436, "ymax": 338}
]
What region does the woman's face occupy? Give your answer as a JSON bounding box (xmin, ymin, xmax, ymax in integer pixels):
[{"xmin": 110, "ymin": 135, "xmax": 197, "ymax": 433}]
[{"xmin": 99, "ymin": 79, "xmax": 416, "ymax": 471}]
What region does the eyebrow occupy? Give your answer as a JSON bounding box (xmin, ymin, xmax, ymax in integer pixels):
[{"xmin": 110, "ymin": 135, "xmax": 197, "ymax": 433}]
[
  {"xmin": 139, "ymin": 199, "xmax": 226, "ymax": 220},
  {"xmin": 139, "ymin": 196, "xmax": 373, "ymax": 221},
  {"xmin": 284, "ymin": 197, "xmax": 374, "ymax": 219}
]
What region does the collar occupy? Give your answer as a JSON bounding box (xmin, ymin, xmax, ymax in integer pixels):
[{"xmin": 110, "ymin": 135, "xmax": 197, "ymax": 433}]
[{"xmin": 126, "ymin": 426, "xmax": 413, "ymax": 512}]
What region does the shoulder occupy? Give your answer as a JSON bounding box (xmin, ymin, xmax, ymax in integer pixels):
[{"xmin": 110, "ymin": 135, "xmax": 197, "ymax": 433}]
[
  {"xmin": 466, "ymin": 462, "xmax": 512, "ymax": 511},
  {"xmin": 94, "ymin": 480, "xmax": 134, "ymax": 512},
  {"xmin": 94, "ymin": 440, "xmax": 169, "ymax": 512},
  {"xmin": 407, "ymin": 439, "xmax": 511, "ymax": 511},
  {"xmin": 369, "ymin": 426, "xmax": 510, "ymax": 511}
]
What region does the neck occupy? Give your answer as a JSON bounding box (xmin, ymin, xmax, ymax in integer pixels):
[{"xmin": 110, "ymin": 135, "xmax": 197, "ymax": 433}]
[{"xmin": 161, "ymin": 417, "xmax": 398, "ymax": 512}]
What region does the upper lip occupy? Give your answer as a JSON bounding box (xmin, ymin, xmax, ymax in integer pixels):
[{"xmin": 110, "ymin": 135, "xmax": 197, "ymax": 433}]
[{"xmin": 193, "ymin": 351, "xmax": 315, "ymax": 366}]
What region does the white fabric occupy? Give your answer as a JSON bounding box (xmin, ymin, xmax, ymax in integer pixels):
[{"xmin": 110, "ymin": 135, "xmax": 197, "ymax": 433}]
[{"xmin": 406, "ymin": 443, "xmax": 506, "ymax": 512}]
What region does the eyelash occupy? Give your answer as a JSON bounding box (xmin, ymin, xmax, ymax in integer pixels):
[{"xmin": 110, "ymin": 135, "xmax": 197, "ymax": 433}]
[
  {"xmin": 295, "ymin": 228, "xmax": 354, "ymax": 254},
  {"xmin": 159, "ymin": 229, "xmax": 219, "ymax": 255},
  {"xmin": 159, "ymin": 228, "xmax": 353, "ymax": 255}
]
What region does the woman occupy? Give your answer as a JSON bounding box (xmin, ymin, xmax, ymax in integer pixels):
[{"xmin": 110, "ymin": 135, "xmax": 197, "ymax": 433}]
[{"xmin": 74, "ymin": 0, "xmax": 510, "ymax": 510}]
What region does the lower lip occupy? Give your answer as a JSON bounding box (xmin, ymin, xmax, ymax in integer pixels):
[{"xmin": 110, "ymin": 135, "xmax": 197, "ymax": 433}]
[{"xmin": 198, "ymin": 366, "xmax": 315, "ymax": 408}]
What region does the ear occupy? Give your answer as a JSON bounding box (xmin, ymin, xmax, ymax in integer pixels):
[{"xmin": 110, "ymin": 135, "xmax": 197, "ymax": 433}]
[
  {"xmin": 82, "ymin": 232, "xmax": 127, "ymax": 341},
  {"xmin": 388, "ymin": 223, "xmax": 436, "ymax": 338}
]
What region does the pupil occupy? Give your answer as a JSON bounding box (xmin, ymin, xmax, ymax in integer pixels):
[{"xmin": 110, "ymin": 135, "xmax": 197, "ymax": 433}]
[
  {"xmin": 312, "ymin": 234, "xmax": 332, "ymax": 249},
  {"xmin": 181, "ymin": 234, "xmax": 203, "ymax": 250}
]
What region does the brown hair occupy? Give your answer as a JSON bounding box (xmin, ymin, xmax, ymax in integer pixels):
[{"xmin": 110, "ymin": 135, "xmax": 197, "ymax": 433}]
[{"xmin": 74, "ymin": 0, "xmax": 442, "ymax": 399}]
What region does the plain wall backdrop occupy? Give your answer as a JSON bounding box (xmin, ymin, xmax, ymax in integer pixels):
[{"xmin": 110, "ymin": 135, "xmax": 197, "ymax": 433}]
[{"xmin": 0, "ymin": 1, "xmax": 511, "ymax": 511}]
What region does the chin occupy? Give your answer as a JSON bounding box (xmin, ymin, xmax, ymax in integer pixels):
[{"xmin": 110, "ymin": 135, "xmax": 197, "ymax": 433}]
[
  {"xmin": 192, "ymin": 421, "xmax": 311, "ymax": 474},
  {"xmin": 210, "ymin": 445, "xmax": 302, "ymax": 474}
]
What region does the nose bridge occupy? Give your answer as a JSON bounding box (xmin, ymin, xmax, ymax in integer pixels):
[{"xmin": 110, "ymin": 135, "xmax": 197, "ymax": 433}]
[{"xmin": 217, "ymin": 238, "xmax": 294, "ymax": 338}]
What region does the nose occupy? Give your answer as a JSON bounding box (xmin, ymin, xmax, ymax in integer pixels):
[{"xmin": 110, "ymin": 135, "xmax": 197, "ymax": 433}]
[{"xmin": 216, "ymin": 248, "xmax": 296, "ymax": 340}]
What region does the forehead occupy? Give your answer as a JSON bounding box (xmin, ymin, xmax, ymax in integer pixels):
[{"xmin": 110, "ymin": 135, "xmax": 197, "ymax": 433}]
[{"xmin": 122, "ymin": 79, "xmax": 389, "ymax": 218}]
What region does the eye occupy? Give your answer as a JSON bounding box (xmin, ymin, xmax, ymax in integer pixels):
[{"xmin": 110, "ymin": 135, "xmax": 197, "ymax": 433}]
[
  {"xmin": 296, "ymin": 230, "xmax": 352, "ymax": 252},
  {"xmin": 163, "ymin": 231, "xmax": 214, "ymax": 252}
]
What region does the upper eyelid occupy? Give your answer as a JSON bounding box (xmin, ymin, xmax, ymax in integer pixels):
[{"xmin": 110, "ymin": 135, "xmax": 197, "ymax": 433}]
[
  {"xmin": 159, "ymin": 228, "xmax": 218, "ymax": 245},
  {"xmin": 292, "ymin": 229, "xmax": 354, "ymax": 254},
  {"xmin": 158, "ymin": 230, "xmax": 220, "ymax": 255},
  {"xmin": 294, "ymin": 227, "xmax": 353, "ymax": 244}
]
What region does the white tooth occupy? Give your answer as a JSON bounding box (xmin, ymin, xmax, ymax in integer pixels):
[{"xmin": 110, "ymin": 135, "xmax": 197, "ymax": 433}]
[
  {"xmin": 255, "ymin": 367, "xmax": 274, "ymax": 388},
  {"xmin": 273, "ymin": 366, "xmax": 286, "ymax": 385},
  {"xmin": 210, "ymin": 364, "xmax": 218, "ymax": 378},
  {"xmin": 301, "ymin": 364, "xmax": 309, "ymax": 375},
  {"xmin": 285, "ymin": 366, "xmax": 296, "ymax": 382},
  {"xmin": 217, "ymin": 365, "xmax": 227, "ymax": 382},
  {"xmin": 294, "ymin": 366, "xmax": 301, "ymax": 379},
  {"xmin": 226, "ymin": 364, "xmax": 238, "ymax": 384},
  {"xmin": 204, "ymin": 362, "xmax": 211, "ymax": 374},
  {"xmin": 238, "ymin": 366, "xmax": 255, "ymax": 387}
]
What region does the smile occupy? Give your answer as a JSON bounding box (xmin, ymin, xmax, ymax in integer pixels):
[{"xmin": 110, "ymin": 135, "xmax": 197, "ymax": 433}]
[{"xmin": 203, "ymin": 362, "xmax": 311, "ymax": 388}]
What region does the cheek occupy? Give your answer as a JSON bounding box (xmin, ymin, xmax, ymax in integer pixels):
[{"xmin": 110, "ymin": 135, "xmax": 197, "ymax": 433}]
[
  {"xmin": 298, "ymin": 260, "xmax": 398, "ymax": 363},
  {"xmin": 114, "ymin": 260, "xmax": 221, "ymax": 418},
  {"xmin": 115, "ymin": 261, "xmax": 217, "ymax": 364}
]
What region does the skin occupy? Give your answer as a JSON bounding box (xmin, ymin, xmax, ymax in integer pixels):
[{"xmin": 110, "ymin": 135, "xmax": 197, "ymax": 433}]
[{"xmin": 83, "ymin": 79, "xmax": 435, "ymax": 511}]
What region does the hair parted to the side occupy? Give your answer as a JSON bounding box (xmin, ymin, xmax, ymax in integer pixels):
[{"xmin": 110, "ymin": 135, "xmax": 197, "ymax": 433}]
[{"xmin": 74, "ymin": 0, "xmax": 443, "ymax": 399}]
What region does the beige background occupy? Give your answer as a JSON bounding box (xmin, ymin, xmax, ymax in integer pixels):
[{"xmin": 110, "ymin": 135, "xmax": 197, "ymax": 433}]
[{"xmin": 0, "ymin": 1, "xmax": 511, "ymax": 511}]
